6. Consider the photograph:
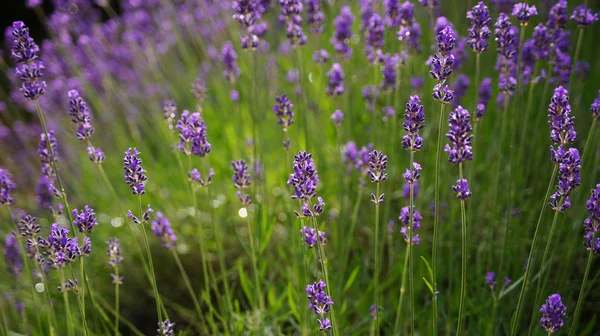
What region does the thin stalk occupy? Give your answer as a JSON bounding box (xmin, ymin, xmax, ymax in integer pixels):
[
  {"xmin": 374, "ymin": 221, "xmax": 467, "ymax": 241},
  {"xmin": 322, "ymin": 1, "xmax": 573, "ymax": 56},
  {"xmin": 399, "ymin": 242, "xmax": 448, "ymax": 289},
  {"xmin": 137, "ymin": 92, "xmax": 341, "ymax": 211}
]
[
  {"xmin": 171, "ymin": 250, "xmax": 204, "ymax": 325},
  {"xmin": 339, "ymin": 188, "xmax": 363, "ymax": 279},
  {"xmin": 468, "ymin": 53, "xmax": 481, "ymax": 192},
  {"xmin": 294, "ymin": 48, "xmax": 310, "ymax": 151},
  {"xmin": 138, "ymin": 197, "xmax": 164, "ymax": 332},
  {"xmin": 528, "ymin": 204, "xmax": 563, "ymax": 336},
  {"xmin": 457, "ymin": 163, "xmax": 467, "ymax": 336},
  {"xmin": 408, "ymin": 151, "xmax": 415, "ymax": 336},
  {"xmin": 114, "ymin": 266, "xmax": 120, "ymax": 336},
  {"xmin": 432, "ymin": 102, "xmax": 446, "ymax": 334},
  {"xmin": 59, "ymin": 269, "xmax": 75, "ymax": 336},
  {"xmin": 510, "ymin": 165, "xmax": 558, "ymax": 336},
  {"xmin": 371, "ymin": 61, "xmax": 379, "ymax": 145},
  {"xmin": 393, "ymin": 245, "xmax": 410, "ymax": 333},
  {"xmin": 374, "ymin": 182, "xmax": 381, "ymax": 334},
  {"xmin": 582, "ymin": 119, "xmax": 597, "ymax": 166},
  {"xmin": 568, "ymin": 251, "xmax": 594, "ymax": 336},
  {"xmin": 299, "ymin": 214, "xmax": 311, "ymax": 336},
  {"xmin": 34, "ymin": 245, "xmax": 59, "ymax": 332},
  {"xmin": 245, "ymin": 212, "xmax": 264, "ymax": 314},
  {"xmin": 568, "ymin": 28, "xmax": 584, "ymax": 89}
]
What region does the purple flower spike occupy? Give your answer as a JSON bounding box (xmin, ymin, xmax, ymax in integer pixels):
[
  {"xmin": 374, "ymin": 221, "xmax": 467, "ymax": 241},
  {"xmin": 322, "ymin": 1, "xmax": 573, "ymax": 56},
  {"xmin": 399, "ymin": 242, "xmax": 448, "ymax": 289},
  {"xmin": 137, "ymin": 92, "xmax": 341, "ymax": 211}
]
[
  {"xmin": 540, "ymin": 294, "xmax": 566, "ymax": 334},
  {"xmin": 222, "ymin": 41, "xmax": 241, "ymax": 83},
  {"xmin": 433, "ymin": 84, "xmax": 454, "ymax": 104},
  {"xmin": 326, "ymin": 63, "xmax": 345, "ymax": 96},
  {"xmin": 176, "ymin": 110, "xmax": 212, "ymax": 157},
  {"xmin": 288, "ymin": 151, "xmax": 319, "ymax": 200},
  {"xmin": 512, "ymin": 3, "xmax": 537, "ymax": 24},
  {"xmin": 313, "ymin": 49, "xmax": 329, "ymax": 65},
  {"xmin": 123, "ymin": 148, "xmax": 147, "ymax": 195},
  {"xmin": 452, "ymin": 178, "xmax": 472, "ymax": 199},
  {"xmin": 306, "ymin": 280, "xmax": 334, "ymax": 330},
  {"xmin": 485, "ymin": 272, "xmax": 496, "ymax": 288},
  {"xmin": 549, "ymin": 147, "xmax": 580, "ymax": 212},
  {"xmin": 399, "ymin": 205, "xmax": 422, "ymax": 245},
  {"xmin": 152, "ymin": 212, "xmax": 177, "ymax": 249},
  {"xmin": 365, "ymin": 14, "xmax": 384, "ymax": 58},
  {"xmin": 157, "ymin": 320, "xmax": 176, "ymax": 336},
  {"xmin": 548, "ymin": 1, "xmax": 568, "ymax": 30},
  {"xmin": 38, "ymin": 131, "xmax": 58, "ymax": 178},
  {"xmin": 300, "ymin": 225, "xmax": 327, "ymax": 247},
  {"xmin": 532, "ymin": 24, "xmax": 551, "ymax": 61},
  {"xmin": 367, "ymin": 150, "xmax": 388, "ymax": 183},
  {"xmin": 437, "ymin": 26, "xmax": 457, "ymax": 54},
  {"xmin": 87, "ymin": 146, "xmax": 105, "ymax": 164},
  {"xmin": 571, "ymin": 5, "xmax": 599, "ymax": 27},
  {"xmin": 331, "ymin": 110, "xmax": 344, "ymax": 125},
  {"xmin": 419, "ymin": 0, "xmax": 439, "ymax": 10},
  {"xmin": 0, "ymin": 168, "xmax": 16, "ymax": 205},
  {"xmin": 107, "ymin": 238, "xmax": 123, "ymax": 267},
  {"xmin": 583, "ymin": 184, "xmax": 600, "ymax": 253},
  {"xmin": 72, "ymin": 205, "xmax": 98, "ymax": 234},
  {"xmin": 4, "ymin": 233, "xmax": 22, "ymax": 277},
  {"xmin": 189, "ymin": 168, "xmax": 214, "ymax": 187},
  {"xmin": 476, "ymin": 78, "xmax": 492, "ymax": 119},
  {"xmin": 402, "ymin": 95, "xmax": 425, "ymax": 152},
  {"xmin": 548, "ymin": 86, "xmax": 576, "ymax": 146},
  {"xmin": 331, "ymin": 6, "xmax": 354, "ymax": 59},
  {"xmin": 307, "ymin": 0, "xmax": 324, "ymax": 34},
  {"xmin": 591, "ymin": 92, "xmax": 600, "ymax": 119},
  {"xmin": 232, "ymin": 160, "xmax": 252, "ymax": 189},
  {"xmin": 429, "ymin": 27, "xmax": 456, "ymax": 83},
  {"xmin": 11, "ymin": 21, "xmax": 46, "ymax": 100},
  {"xmin": 68, "ymin": 90, "xmax": 94, "ymax": 141},
  {"xmin": 273, "ymin": 94, "xmax": 294, "ymax": 131},
  {"xmin": 445, "ymin": 106, "xmax": 473, "ymax": 164},
  {"xmin": 467, "ymin": 2, "xmax": 492, "ymax": 53},
  {"xmin": 381, "ymin": 53, "xmax": 403, "ymax": 92}
]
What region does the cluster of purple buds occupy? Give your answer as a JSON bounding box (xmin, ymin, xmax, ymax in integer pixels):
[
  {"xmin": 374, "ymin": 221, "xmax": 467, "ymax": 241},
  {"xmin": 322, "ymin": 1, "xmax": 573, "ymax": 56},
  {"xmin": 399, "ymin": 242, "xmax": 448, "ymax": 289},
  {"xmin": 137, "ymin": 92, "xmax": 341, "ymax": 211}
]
[
  {"xmin": 476, "ymin": 78, "xmax": 492, "ymax": 119},
  {"xmin": 273, "ymin": 94, "xmax": 294, "ymax": 131},
  {"xmin": 360, "ymin": 0, "xmax": 375, "ymax": 31},
  {"xmin": 419, "ymin": 0, "xmax": 439, "ymax": 10},
  {"xmin": 222, "ymin": 41, "xmax": 241, "ymax": 84},
  {"xmin": 72, "ymin": 205, "xmax": 98, "ymax": 234},
  {"xmin": 295, "ymin": 197, "xmax": 325, "ymax": 218},
  {"xmin": 163, "ymin": 100, "xmax": 177, "ymax": 131},
  {"xmin": 433, "ymin": 84, "xmax": 454, "ymax": 104},
  {"xmin": 548, "ymin": 0, "xmax": 568, "ymax": 30},
  {"xmin": 232, "ymin": 0, "xmax": 261, "ymax": 50},
  {"xmin": 331, "ymin": 110, "xmax": 344, "ymax": 125},
  {"xmin": 402, "ymin": 95, "xmax": 425, "ymax": 151},
  {"xmin": 38, "ymin": 131, "xmax": 58, "ymax": 178},
  {"xmin": 158, "ymin": 320, "xmax": 176, "ymax": 336},
  {"xmin": 19, "ymin": 215, "xmax": 41, "ymax": 238},
  {"xmin": 189, "ymin": 168, "xmax": 215, "ymax": 188},
  {"xmin": 512, "ymin": 3, "xmax": 537, "ymax": 25},
  {"xmin": 306, "ymin": 280, "xmax": 333, "ymax": 331},
  {"xmin": 363, "ymin": 86, "xmax": 379, "ymax": 112},
  {"xmin": 288, "ymin": 151, "xmax": 319, "ymax": 200},
  {"xmin": 43, "ymin": 223, "xmax": 91, "ymax": 268},
  {"xmin": 326, "ymin": 63, "xmax": 345, "ymax": 96},
  {"xmin": 380, "ymin": 53, "xmax": 405, "ymax": 92},
  {"xmin": 127, "ymin": 204, "xmax": 153, "ymax": 225},
  {"xmin": 368, "ymin": 150, "xmax": 387, "ymax": 205},
  {"xmin": 399, "ymin": 206, "xmax": 421, "ymax": 245},
  {"xmin": 531, "ymin": 24, "xmax": 551, "ymax": 62},
  {"xmin": 549, "ymin": 147, "xmax": 580, "ymax": 212},
  {"xmin": 445, "ymin": 106, "xmax": 473, "ymax": 165},
  {"xmin": 331, "ymin": 6, "xmax": 354, "ymax": 59},
  {"xmin": 467, "ymin": 2, "xmax": 491, "ymax": 53},
  {"xmin": 591, "ymin": 92, "xmax": 600, "ymax": 119},
  {"xmin": 4, "ymin": 233, "xmax": 21, "ymax": 278},
  {"xmin": 57, "ymin": 279, "xmax": 79, "ymax": 293},
  {"xmin": 452, "ymin": 179, "xmax": 472, "ymax": 200},
  {"xmin": 279, "ymin": 0, "xmax": 306, "ymax": 46},
  {"xmin": 395, "ymin": 3, "xmax": 422, "ymax": 52},
  {"xmin": 123, "ymin": 148, "xmax": 147, "ymax": 195},
  {"xmin": 176, "ymin": 110, "xmax": 212, "ymax": 157},
  {"xmin": 548, "ymin": 87, "xmax": 576, "ymax": 146},
  {"xmin": 540, "ymin": 294, "xmax": 566, "ymax": 334},
  {"xmin": 494, "ymin": 13, "xmax": 518, "ymax": 103},
  {"xmin": 583, "ymin": 184, "xmax": 600, "ymax": 253},
  {"xmin": 571, "ymin": 5, "xmax": 599, "ymax": 27},
  {"xmin": 306, "ymin": 0, "xmax": 324, "ymax": 34},
  {"xmin": 232, "ymin": 160, "xmax": 252, "ymax": 206},
  {"xmin": 403, "ymin": 162, "xmax": 422, "ymax": 185},
  {"xmin": 313, "ymin": 49, "xmax": 329, "ymax": 65},
  {"xmin": 11, "ymin": 21, "xmax": 46, "ymax": 100},
  {"xmin": 365, "ymin": 14, "xmax": 385, "ymax": 61},
  {"xmin": 382, "ymin": 106, "xmax": 395, "ymax": 122},
  {"xmin": 300, "ymin": 225, "xmax": 327, "ymax": 247},
  {"xmin": 430, "ymin": 26, "xmax": 456, "ymax": 87},
  {"xmin": 342, "ymin": 142, "xmax": 374, "ymax": 186},
  {"xmin": 0, "ymin": 168, "xmax": 16, "ymax": 205},
  {"xmin": 67, "ymin": 90, "xmax": 95, "ymax": 141},
  {"xmin": 107, "ymin": 238, "xmax": 123, "ymax": 267},
  {"xmin": 485, "ymin": 272, "xmax": 497, "ymax": 288},
  {"xmin": 152, "ymin": 212, "xmax": 177, "ymax": 250},
  {"xmin": 370, "ymin": 304, "xmax": 383, "ymax": 320}
]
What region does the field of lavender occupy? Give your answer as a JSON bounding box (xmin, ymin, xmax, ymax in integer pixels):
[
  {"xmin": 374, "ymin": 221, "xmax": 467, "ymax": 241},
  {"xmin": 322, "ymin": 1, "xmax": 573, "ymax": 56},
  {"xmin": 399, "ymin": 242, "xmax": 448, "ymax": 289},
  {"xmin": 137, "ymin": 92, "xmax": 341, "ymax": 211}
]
[{"xmin": 1, "ymin": 0, "xmax": 600, "ymax": 335}]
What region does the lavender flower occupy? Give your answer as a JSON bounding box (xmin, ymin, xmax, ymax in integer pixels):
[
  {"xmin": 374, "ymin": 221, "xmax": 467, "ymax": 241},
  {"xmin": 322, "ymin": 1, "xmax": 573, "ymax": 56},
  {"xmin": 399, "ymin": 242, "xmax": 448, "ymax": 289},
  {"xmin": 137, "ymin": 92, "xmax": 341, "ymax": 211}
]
[
  {"xmin": 485, "ymin": 272, "xmax": 496, "ymax": 288},
  {"xmin": 363, "ymin": 86, "xmax": 379, "ymax": 112},
  {"xmin": 430, "ymin": 27, "xmax": 456, "ymax": 83},
  {"xmin": 512, "ymin": 3, "xmax": 537, "ymax": 24},
  {"xmin": 403, "ymin": 162, "xmax": 422, "ymax": 184},
  {"xmin": 306, "ymin": 0, "xmax": 324, "ymax": 34},
  {"xmin": 280, "ymin": 0, "xmax": 307, "ymax": 46},
  {"xmin": 445, "ymin": 106, "xmax": 473, "ymax": 164},
  {"xmin": 397, "ymin": 12, "xmax": 422, "ymax": 52},
  {"xmin": 583, "ymin": 184, "xmax": 600, "ymax": 253},
  {"xmin": 360, "ymin": 0, "xmax": 376, "ymax": 31},
  {"xmin": 399, "ymin": 206, "xmax": 421, "ymax": 245},
  {"xmin": 107, "ymin": 238, "xmax": 123, "ymax": 267},
  {"xmin": 189, "ymin": 168, "xmax": 214, "ymax": 187},
  {"xmin": 326, "ymin": 63, "xmax": 344, "ymax": 96},
  {"xmin": 273, "ymin": 94, "xmax": 294, "ymax": 131},
  {"xmin": 152, "ymin": 212, "xmax": 177, "ymax": 249},
  {"xmin": 123, "ymin": 148, "xmax": 147, "ymax": 195},
  {"xmin": 331, "ymin": 110, "xmax": 344, "ymax": 125},
  {"xmin": 87, "ymin": 146, "xmax": 105, "ymax": 164},
  {"xmin": 11, "ymin": 21, "xmax": 46, "ymax": 100},
  {"xmin": 549, "ymin": 147, "xmax": 580, "ymax": 212},
  {"xmin": 532, "ymin": 24, "xmax": 551, "ymax": 62},
  {"xmin": 38, "ymin": 131, "xmax": 58, "ymax": 178},
  {"xmin": 476, "ymin": 78, "xmax": 492, "ymax": 119},
  {"xmin": 365, "ymin": 14, "xmax": 384, "ymax": 60},
  {"xmin": 452, "ymin": 178, "xmax": 472, "ymax": 200},
  {"xmin": 419, "ymin": 0, "xmax": 439, "ymax": 10},
  {"xmin": 45, "ymin": 223, "xmax": 79, "ymax": 268},
  {"xmin": 0, "ymin": 168, "xmax": 16, "ymax": 205},
  {"xmin": 313, "ymin": 49, "xmax": 329, "ymax": 65},
  {"xmin": 300, "ymin": 225, "xmax": 327, "ymax": 247},
  {"xmin": 548, "ymin": 0, "xmax": 568, "ymax": 30},
  {"xmin": 591, "ymin": 92, "xmax": 600, "ymax": 119},
  {"xmin": 548, "ymin": 87, "xmax": 576, "ymax": 146},
  {"xmin": 382, "ymin": 106, "xmax": 395, "ymax": 121},
  {"xmin": 287, "ymin": 151, "xmax": 319, "ymax": 200},
  {"xmin": 540, "ymin": 294, "xmax": 566, "ymax": 334},
  {"xmin": 306, "ymin": 280, "xmax": 334, "ymax": 331},
  {"xmin": 467, "ymin": 2, "xmax": 491, "ymax": 53},
  {"xmin": 222, "ymin": 41, "xmax": 241, "ymax": 83},
  {"xmin": 157, "ymin": 320, "xmax": 176, "ymax": 336},
  {"xmin": 72, "ymin": 205, "xmax": 98, "ymax": 234},
  {"xmin": 191, "ymin": 78, "xmax": 208, "ymax": 104},
  {"xmin": 4, "ymin": 233, "xmax": 21, "ymax": 277},
  {"xmin": 295, "ymin": 197, "xmax": 325, "ymax": 218},
  {"xmin": 127, "ymin": 204, "xmax": 153, "ymax": 224},
  {"xmin": 331, "ymin": 6, "xmax": 354, "ymax": 59},
  {"xmin": 176, "ymin": 110, "xmax": 212, "ymax": 156},
  {"xmin": 380, "ymin": 53, "xmax": 403, "ymax": 92},
  {"xmin": 402, "ymin": 95, "xmax": 425, "ymax": 151},
  {"xmin": 433, "ymin": 84, "xmax": 454, "ymax": 104},
  {"xmin": 411, "ymin": 77, "xmax": 424, "ymax": 92},
  {"xmin": 232, "ymin": 160, "xmax": 252, "ymax": 206},
  {"xmin": 367, "ymin": 150, "xmax": 388, "ymax": 183},
  {"xmin": 571, "ymin": 5, "xmax": 599, "ymax": 27},
  {"xmin": 67, "ymin": 90, "xmax": 95, "ymax": 140}
]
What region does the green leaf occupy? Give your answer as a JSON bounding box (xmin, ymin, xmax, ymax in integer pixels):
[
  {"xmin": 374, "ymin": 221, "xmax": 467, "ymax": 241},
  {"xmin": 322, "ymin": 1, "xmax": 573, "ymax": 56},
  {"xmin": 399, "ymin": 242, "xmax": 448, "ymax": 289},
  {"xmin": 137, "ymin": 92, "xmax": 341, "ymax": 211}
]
[
  {"xmin": 421, "ymin": 256, "xmax": 434, "ymax": 279},
  {"xmin": 423, "ymin": 277, "xmax": 434, "ymax": 294},
  {"xmin": 343, "ymin": 266, "xmax": 361, "ymax": 293},
  {"xmin": 237, "ymin": 261, "xmax": 254, "ymax": 305},
  {"xmin": 260, "ymin": 219, "xmax": 276, "ymax": 254},
  {"xmin": 287, "ymin": 282, "xmax": 300, "ymax": 321}
]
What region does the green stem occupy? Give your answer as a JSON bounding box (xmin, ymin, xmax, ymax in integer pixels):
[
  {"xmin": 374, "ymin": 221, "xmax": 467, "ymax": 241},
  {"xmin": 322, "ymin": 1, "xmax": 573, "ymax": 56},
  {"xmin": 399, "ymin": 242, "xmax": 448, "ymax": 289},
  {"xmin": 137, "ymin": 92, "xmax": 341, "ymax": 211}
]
[
  {"xmin": 457, "ymin": 163, "xmax": 468, "ymax": 336},
  {"xmin": 339, "ymin": 188, "xmax": 363, "ymax": 279},
  {"xmin": 582, "ymin": 119, "xmax": 597, "ymax": 166},
  {"xmin": 171, "ymin": 250, "xmax": 204, "ymax": 325},
  {"xmin": 114, "ymin": 266, "xmax": 120, "ymax": 336},
  {"xmin": 245, "ymin": 210, "xmax": 264, "ymax": 314},
  {"xmin": 510, "ymin": 165, "xmax": 558, "ymax": 336},
  {"xmin": 59, "ymin": 269, "xmax": 75, "ymax": 336},
  {"xmin": 34, "ymin": 245, "xmax": 58, "ymax": 332},
  {"xmin": 432, "ymin": 102, "xmax": 446, "ymax": 334},
  {"xmin": 294, "ymin": 48, "xmax": 311, "ymax": 151},
  {"xmin": 393, "ymin": 245, "xmax": 410, "ymax": 333},
  {"xmin": 374, "ymin": 182, "xmax": 381, "ymax": 334},
  {"xmin": 568, "ymin": 251, "xmax": 594, "ymax": 336},
  {"xmin": 568, "ymin": 28, "xmax": 584, "ymax": 89},
  {"xmin": 408, "ymin": 151, "xmax": 415, "ymax": 336}
]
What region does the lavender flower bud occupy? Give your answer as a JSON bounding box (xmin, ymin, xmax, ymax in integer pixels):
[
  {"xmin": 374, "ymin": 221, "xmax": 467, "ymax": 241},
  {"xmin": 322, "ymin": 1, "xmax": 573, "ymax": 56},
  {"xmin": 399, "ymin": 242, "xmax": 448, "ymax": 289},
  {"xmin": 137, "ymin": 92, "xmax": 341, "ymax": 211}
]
[
  {"xmin": 445, "ymin": 106, "xmax": 473, "ymax": 164},
  {"xmin": 222, "ymin": 41, "xmax": 241, "ymax": 83},
  {"xmin": 107, "ymin": 238, "xmax": 123, "ymax": 267},
  {"xmin": 512, "ymin": 3, "xmax": 537, "ymax": 24},
  {"xmin": 402, "ymin": 95, "xmax": 425, "ymax": 151},
  {"xmin": 540, "ymin": 294, "xmax": 566, "ymax": 334},
  {"xmin": 326, "ymin": 63, "xmax": 345, "ymax": 96},
  {"xmin": 467, "ymin": 2, "xmax": 491, "ymax": 53},
  {"xmin": 452, "ymin": 178, "xmax": 472, "ymax": 199},
  {"xmin": 300, "ymin": 225, "xmax": 327, "ymax": 247},
  {"xmin": 4, "ymin": 233, "xmax": 21, "ymax": 277},
  {"xmin": 11, "ymin": 22, "xmax": 46, "ymax": 100},
  {"xmin": 571, "ymin": 5, "xmax": 599, "ymax": 27},
  {"xmin": 123, "ymin": 148, "xmax": 147, "ymax": 195},
  {"xmin": 0, "ymin": 168, "xmax": 16, "ymax": 205},
  {"xmin": 157, "ymin": 320, "xmax": 176, "ymax": 336},
  {"xmin": 273, "ymin": 94, "xmax": 294, "ymax": 131},
  {"xmin": 331, "ymin": 6, "xmax": 354, "ymax": 59},
  {"xmin": 331, "ymin": 110, "xmax": 344, "ymax": 125},
  {"xmin": 152, "ymin": 212, "xmax": 177, "ymax": 249},
  {"xmin": 313, "ymin": 49, "xmax": 329, "ymax": 65},
  {"xmin": 367, "ymin": 150, "xmax": 388, "ymax": 183},
  {"xmin": 67, "ymin": 90, "xmax": 94, "ymax": 140},
  {"xmin": 72, "ymin": 205, "xmax": 98, "ymax": 234}
]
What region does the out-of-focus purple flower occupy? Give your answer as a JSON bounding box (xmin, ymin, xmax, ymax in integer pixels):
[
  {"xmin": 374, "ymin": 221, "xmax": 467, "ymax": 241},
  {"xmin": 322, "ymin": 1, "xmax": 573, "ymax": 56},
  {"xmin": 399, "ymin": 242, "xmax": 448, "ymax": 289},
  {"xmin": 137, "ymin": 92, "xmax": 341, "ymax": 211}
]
[
  {"xmin": 467, "ymin": 2, "xmax": 491, "ymax": 53},
  {"xmin": 87, "ymin": 146, "xmax": 105, "ymax": 164},
  {"xmin": 306, "ymin": 280, "xmax": 334, "ymax": 330},
  {"xmin": 399, "ymin": 205, "xmax": 421, "ymax": 245},
  {"xmin": 273, "ymin": 94, "xmax": 294, "ymax": 131},
  {"xmin": 402, "ymin": 95, "xmax": 425, "ymax": 151},
  {"xmin": 403, "ymin": 162, "xmax": 422, "ymax": 185},
  {"xmin": 232, "ymin": 160, "xmax": 252, "ymax": 205},
  {"xmin": 365, "ymin": 14, "xmax": 384, "ymax": 60},
  {"xmin": 286, "ymin": 69, "xmax": 299, "ymax": 83},
  {"xmin": 188, "ymin": 168, "xmax": 214, "ymax": 187},
  {"xmin": 571, "ymin": 5, "xmax": 599, "ymax": 27},
  {"xmin": 326, "ymin": 63, "xmax": 344, "ymax": 96},
  {"xmin": 230, "ymin": 90, "xmax": 240, "ymax": 103},
  {"xmin": 36, "ymin": 175, "xmax": 56, "ymax": 212},
  {"xmin": 548, "ymin": 86, "xmax": 576, "ymax": 146},
  {"xmin": 313, "ymin": 49, "xmax": 329, "ymax": 65},
  {"xmin": 411, "ymin": 77, "xmax": 424, "ymax": 92},
  {"xmin": 583, "ymin": 184, "xmax": 600, "ymax": 252},
  {"xmin": 300, "ymin": 225, "xmax": 327, "ymax": 247},
  {"xmin": 547, "ymin": 0, "xmax": 568, "ymax": 30},
  {"xmin": 163, "ymin": 100, "xmax": 177, "ymax": 130},
  {"xmin": 152, "ymin": 212, "xmax": 177, "ymax": 249},
  {"xmin": 485, "ymin": 272, "xmax": 496, "ymax": 288},
  {"xmin": 11, "ymin": 22, "xmax": 46, "ymax": 100},
  {"xmin": 38, "ymin": 131, "xmax": 58, "ymax": 178},
  {"xmin": 26, "ymin": 0, "xmax": 42, "ymax": 8},
  {"xmin": 402, "ymin": 180, "xmax": 420, "ymax": 201},
  {"xmin": 445, "ymin": 106, "xmax": 473, "ymax": 164},
  {"xmin": 504, "ymin": 276, "xmax": 512, "ymax": 288},
  {"xmin": 331, "ymin": 110, "xmax": 344, "ymax": 125},
  {"xmin": 452, "ymin": 178, "xmax": 472, "ymax": 199},
  {"xmin": 331, "ymin": 6, "xmax": 354, "ymax": 59},
  {"xmin": 67, "ymin": 90, "xmax": 94, "ymax": 141},
  {"xmin": 72, "ymin": 205, "xmax": 97, "ymax": 234},
  {"xmin": 452, "ymin": 75, "xmax": 470, "ymax": 107},
  {"xmin": 397, "ymin": 20, "xmax": 422, "ymax": 52},
  {"xmin": 575, "ymin": 61, "xmax": 590, "ymax": 82},
  {"xmin": 123, "ymin": 148, "xmax": 147, "ymax": 195},
  {"xmin": 233, "ymin": 0, "xmax": 258, "ymax": 28},
  {"xmin": 540, "ymin": 294, "xmax": 566, "ymax": 334},
  {"xmin": 532, "ymin": 24, "xmax": 551, "ymax": 61},
  {"xmin": 222, "ymin": 41, "xmax": 241, "ymax": 83},
  {"xmin": 591, "ymin": 92, "xmax": 600, "ymax": 119},
  {"xmin": 306, "ymin": 0, "xmax": 324, "ymax": 34},
  {"xmin": 381, "ymin": 53, "xmax": 404, "ymax": 92},
  {"xmin": 552, "ymin": 49, "xmax": 571, "ymax": 86},
  {"xmin": 176, "ymin": 110, "xmax": 212, "ymax": 156},
  {"xmin": 512, "ymin": 3, "xmax": 537, "ymax": 24},
  {"xmin": 419, "ymin": 0, "xmax": 439, "ymax": 10},
  {"xmin": 362, "ymin": 85, "xmax": 379, "ymax": 112},
  {"xmin": 157, "ymin": 320, "xmax": 176, "ymax": 336},
  {"xmin": 369, "ymin": 304, "xmax": 383, "ymax": 320},
  {"xmin": 476, "ymin": 78, "xmax": 492, "ymax": 119},
  {"xmin": 4, "ymin": 233, "xmax": 21, "ymax": 278},
  {"xmin": 0, "ymin": 168, "xmax": 16, "ymax": 205},
  {"xmin": 384, "ymin": 0, "xmax": 402, "ymax": 29},
  {"xmin": 382, "ymin": 106, "xmax": 395, "ymax": 121},
  {"xmin": 360, "ymin": 0, "xmax": 376, "ymax": 31},
  {"xmin": 107, "ymin": 238, "xmax": 123, "ymax": 267},
  {"xmin": 191, "ymin": 78, "xmax": 208, "ymax": 104}
]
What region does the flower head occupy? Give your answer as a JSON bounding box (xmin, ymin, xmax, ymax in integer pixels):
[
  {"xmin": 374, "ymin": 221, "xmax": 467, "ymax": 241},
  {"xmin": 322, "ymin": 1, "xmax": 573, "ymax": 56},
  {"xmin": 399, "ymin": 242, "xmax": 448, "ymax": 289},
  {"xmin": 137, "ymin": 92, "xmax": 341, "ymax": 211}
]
[
  {"xmin": 445, "ymin": 106, "xmax": 473, "ymax": 164},
  {"xmin": 300, "ymin": 225, "xmax": 327, "ymax": 247},
  {"xmin": 548, "ymin": 86, "xmax": 576, "ymax": 145},
  {"xmin": 540, "ymin": 294, "xmax": 566, "ymax": 334},
  {"xmin": 476, "ymin": 78, "xmax": 492, "ymax": 119},
  {"xmin": 571, "ymin": 5, "xmax": 599, "ymax": 27},
  {"xmin": 222, "ymin": 41, "xmax": 241, "ymax": 83},
  {"xmin": 157, "ymin": 320, "xmax": 176, "ymax": 336},
  {"xmin": 67, "ymin": 90, "xmax": 95, "ymax": 141},
  {"xmin": 467, "ymin": 2, "xmax": 492, "ymax": 53},
  {"xmin": 313, "ymin": 49, "xmax": 329, "ymax": 65},
  {"xmin": 326, "ymin": 63, "xmax": 345, "ymax": 96},
  {"xmin": 548, "ymin": 0, "xmax": 568, "ymax": 30},
  {"xmin": 38, "ymin": 131, "xmax": 58, "ymax": 178},
  {"xmin": 331, "ymin": 6, "xmax": 354, "ymax": 59},
  {"xmin": 591, "ymin": 92, "xmax": 600, "ymax": 119},
  {"xmin": 72, "ymin": 205, "xmax": 98, "ymax": 234},
  {"xmin": 306, "ymin": 280, "xmax": 334, "ymax": 330},
  {"xmin": 381, "ymin": 53, "xmax": 404, "ymax": 92},
  {"xmin": 107, "ymin": 238, "xmax": 123, "ymax": 267},
  {"xmin": 402, "ymin": 95, "xmax": 425, "ymax": 151},
  {"xmin": 152, "ymin": 212, "xmax": 177, "ymax": 249},
  {"xmin": 288, "ymin": 151, "xmax": 319, "ymax": 200},
  {"xmin": 123, "ymin": 148, "xmax": 147, "ymax": 195},
  {"xmin": 189, "ymin": 168, "xmax": 214, "ymax": 187},
  {"xmin": 273, "ymin": 94, "xmax": 294, "ymax": 131},
  {"xmin": 0, "ymin": 168, "xmax": 16, "ymax": 205},
  {"xmin": 11, "ymin": 21, "xmax": 46, "ymax": 100},
  {"xmin": 512, "ymin": 3, "xmax": 537, "ymax": 23},
  {"xmin": 452, "ymin": 178, "xmax": 472, "ymax": 200},
  {"xmin": 367, "ymin": 150, "xmax": 388, "ymax": 183},
  {"xmin": 485, "ymin": 272, "xmax": 496, "ymax": 288},
  {"xmin": 331, "ymin": 110, "xmax": 344, "ymax": 125},
  {"xmin": 365, "ymin": 14, "xmax": 385, "ymax": 57},
  {"xmin": 163, "ymin": 100, "xmax": 177, "ymax": 130},
  {"xmin": 4, "ymin": 233, "xmax": 21, "ymax": 277},
  {"xmin": 176, "ymin": 110, "xmax": 212, "ymax": 156},
  {"xmin": 433, "ymin": 84, "xmax": 454, "ymax": 104},
  {"xmin": 306, "ymin": 0, "xmax": 324, "ymax": 34}
]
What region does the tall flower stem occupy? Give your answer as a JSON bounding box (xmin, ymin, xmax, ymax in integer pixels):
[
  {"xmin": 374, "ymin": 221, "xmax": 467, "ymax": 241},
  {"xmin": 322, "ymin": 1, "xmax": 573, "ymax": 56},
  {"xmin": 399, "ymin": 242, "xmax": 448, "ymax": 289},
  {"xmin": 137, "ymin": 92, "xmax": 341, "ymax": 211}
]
[
  {"xmin": 138, "ymin": 197, "xmax": 163, "ymax": 332},
  {"xmin": 58, "ymin": 269, "xmax": 75, "ymax": 336},
  {"xmin": 34, "ymin": 244, "xmax": 58, "ymax": 332},
  {"xmin": 294, "ymin": 48, "xmax": 310, "ymax": 151},
  {"xmin": 468, "ymin": 53, "xmax": 481, "ymax": 192},
  {"xmin": 114, "ymin": 265, "xmax": 120, "ymax": 336},
  {"xmin": 456, "ymin": 163, "xmax": 467, "ymax": 336},
  {"xmin": 510, "ymin": 165, "xmax": 559, "ymax": 336},
  {"xmin": 581, "ymin": 119, "xmax": 597, "ymax": 166},
  {"xmin": 171, "ymin": 250, "xmax": 205, "ymax": 328},
  {"xmin": 568, "ymin": 251, "xmax": 594, "ymax": 336},
  {"xmin": 373, "ymin": 182, "xmax": 381, "ymax": 333},
  {"xmin": 245, "ymin": 211, "xmax": 264, "ymax": 314},
  {"xmin": 339, "ymin": 188, "xmax": 363, "ymax": 279},
  {"xmin": 528, "ymin": 203, "xmax": 563, "ymax": 336},
  {"xmin": 432, "ymin": 102, "xmax": 446, "ymax": 334},
  {"xmin": 408, "ymin": 151, "xmax": 416, "ymax": 336},
  {"xmin": 517, "ymin": 63, "xmax": 540, "ymax": 164},
  {"xmin": 568, "ymin": 28, "xmax": 584, "ymax": 89},
  {"xmin": 393, "ymin": 244, "xmax": 410, "ymax": 334}
]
